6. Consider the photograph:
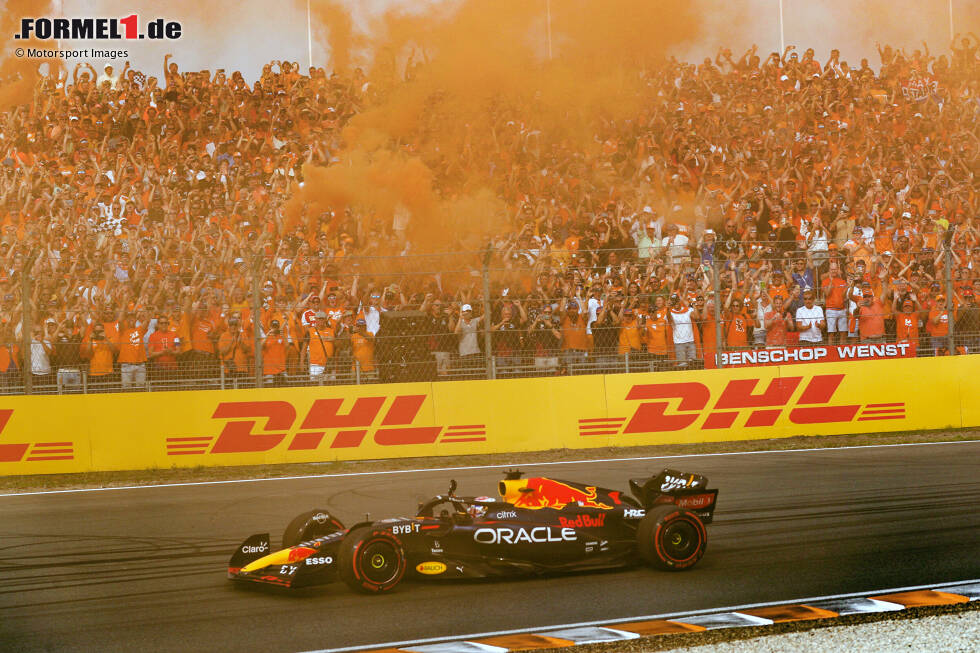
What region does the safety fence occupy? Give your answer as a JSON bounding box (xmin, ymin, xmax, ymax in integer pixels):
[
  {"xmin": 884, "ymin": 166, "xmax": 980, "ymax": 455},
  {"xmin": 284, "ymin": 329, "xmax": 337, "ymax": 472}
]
[
  {"xmin": 1, "ymin": 355, "xmax": 977, "ymax": 475},
  {"xmin": 6, "ymin": 243, "xmax": 979, "ymax": 394}
]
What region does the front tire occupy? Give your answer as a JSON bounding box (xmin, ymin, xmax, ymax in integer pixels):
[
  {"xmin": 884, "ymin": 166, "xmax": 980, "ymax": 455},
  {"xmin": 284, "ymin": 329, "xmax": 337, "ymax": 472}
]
[
  {"xmin": 637, "ymin": 505, "xmax": 706, "ymax": 570},
  {"xmin": 338, "ymin": 527, "xmax": 407, "ymax": 594},
  {"xmin": 282, "ymin": 509, "xmax": 345, "ymax": 548}
]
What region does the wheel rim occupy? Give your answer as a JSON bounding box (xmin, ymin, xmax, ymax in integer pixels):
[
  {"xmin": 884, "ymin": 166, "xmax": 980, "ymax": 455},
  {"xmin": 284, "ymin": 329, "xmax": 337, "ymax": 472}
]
[
  {"xmin": 360, "ymin": 540, "xmax": 400, "ymax": 584},
  {"xmin": 661, "ymin": 520, "xmax": 698, "ymax": 560}
]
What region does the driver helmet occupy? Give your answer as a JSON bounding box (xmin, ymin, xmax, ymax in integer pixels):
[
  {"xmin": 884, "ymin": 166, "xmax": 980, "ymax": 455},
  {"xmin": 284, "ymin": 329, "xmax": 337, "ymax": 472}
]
[{"xmin": 468, "ymin": 496, "xmax": 494, "ymax": 520}]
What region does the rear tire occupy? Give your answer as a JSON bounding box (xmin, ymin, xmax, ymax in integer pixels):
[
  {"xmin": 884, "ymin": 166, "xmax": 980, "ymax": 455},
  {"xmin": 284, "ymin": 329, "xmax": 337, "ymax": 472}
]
[
  {"xmin": 339, "ymin": 527, "xmax": 407, "ymax": 594},
  {"xmin": 637, "ymin": 505, "xmax": 706, "ymax": 571},
  {"xmin": 282, "ymin": 509, "xmax": 345, "ymax": 548}
]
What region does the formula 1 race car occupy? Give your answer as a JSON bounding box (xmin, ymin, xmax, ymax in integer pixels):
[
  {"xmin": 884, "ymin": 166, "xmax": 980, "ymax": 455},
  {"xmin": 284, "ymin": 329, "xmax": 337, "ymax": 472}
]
[{"xmin": 228, "ymin": 469, "xmax": 718, "ymax": 593}]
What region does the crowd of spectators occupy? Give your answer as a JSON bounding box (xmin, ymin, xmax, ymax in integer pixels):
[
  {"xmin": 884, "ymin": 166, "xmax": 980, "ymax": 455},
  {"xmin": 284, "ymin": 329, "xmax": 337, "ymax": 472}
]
[{"xmin": 0, "ymin": 37, "xmax": 978, "ymax": 391}]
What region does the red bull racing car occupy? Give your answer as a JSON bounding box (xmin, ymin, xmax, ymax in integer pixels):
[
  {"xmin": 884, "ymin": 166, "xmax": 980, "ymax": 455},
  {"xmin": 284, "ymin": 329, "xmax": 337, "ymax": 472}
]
[{"xmin": 228, "ymin": 469, "xmax": 718, "ymax": 594}]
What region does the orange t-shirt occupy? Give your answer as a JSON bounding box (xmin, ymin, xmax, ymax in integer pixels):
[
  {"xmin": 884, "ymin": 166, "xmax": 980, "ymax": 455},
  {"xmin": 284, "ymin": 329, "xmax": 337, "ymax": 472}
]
[
  {"xmin": 84, "ymin": 339, "xmax": 115, "ymax": 376},
  {"xmin": 700, "ymin": 314, "xmax": 718, "ymax": 356},
  {"xmin": 186, "ymin": 313, "xmax": 224, "ymax": 354},
  {"xmin": 306, "ymin": 324, "xmax": 334, "ymax": 364},
  {"xmin": 857, "ymin": 299, "xmax": 886, "ymax": 338},
  {"xmin": 874, "ymin": 229, "xmax": 894, "ymax": 254},
  {"xmin": 117, "ymin": 327, "xmax": 147, "ymax": 363},
  {"xmin": 0, "ymin": 344, "xmax": 19, "ymax": 372},
  {"xmin": 561, "ymin": 314, "xmax": 590, "ymax": 351},
  {"xmin": 644, "ymin": 313, "xmax": 671, "ymax": 355},
  {"xmin": 147, "ymin": 330, "xmax": 179, "ymax": 370},
  {"xmin": 219, "ymin": 332, "xmax": 253, "ymax": 372},
  {"xmin": 618, "ymin": 317, "xmax": 643, "ymax": 354},
  {"xmin": 821, "ymin": 277, "xmax": 847, "ymax": 310},
  {"xmin": 262, "ymin": 334, "xmax": 288, "ymax": 375},
  {"xmin": 768, "ymin": 282, "xmax": 789, "ymax": 305},
  {"xmin": 351, "ymin": 332, "xmax": 375, "ymax": 372},
  {"xmin": 895, "ymin": 311, "xmax": 919, "ymax": 344},
  {"xmin": 929, "ymin": 309, "xmax": 949, "ymax": 337},
  {"xmin": 725, "ymin": 310, "xmax": 750, "ymax": 348}
]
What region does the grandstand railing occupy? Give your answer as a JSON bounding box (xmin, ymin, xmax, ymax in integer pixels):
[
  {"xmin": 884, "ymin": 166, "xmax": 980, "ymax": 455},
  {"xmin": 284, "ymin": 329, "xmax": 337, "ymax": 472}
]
[
  {"xmin": 4, "ymin": 341, "xmax": 978, "ymax": 396},
  {"xmin": 7, "ymin": 242, "xmax": 977, "ymax": 395}
]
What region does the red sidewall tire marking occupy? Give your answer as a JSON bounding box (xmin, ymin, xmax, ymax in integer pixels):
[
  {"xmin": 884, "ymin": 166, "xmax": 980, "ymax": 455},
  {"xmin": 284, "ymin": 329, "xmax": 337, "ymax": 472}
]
[
  {"xmin": 356, "ymin": 532, "xmax": 406, "ymax": 590},
  {"xmin": 654, "ymin": 513, "xmax": 705, "ymax": 567}
]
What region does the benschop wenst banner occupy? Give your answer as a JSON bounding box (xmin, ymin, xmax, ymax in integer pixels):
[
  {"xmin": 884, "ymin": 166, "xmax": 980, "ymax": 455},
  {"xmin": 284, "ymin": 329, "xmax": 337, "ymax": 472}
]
[{"xmin": 708, "ymin": 342, "xmax": 917, "ymax": 369}]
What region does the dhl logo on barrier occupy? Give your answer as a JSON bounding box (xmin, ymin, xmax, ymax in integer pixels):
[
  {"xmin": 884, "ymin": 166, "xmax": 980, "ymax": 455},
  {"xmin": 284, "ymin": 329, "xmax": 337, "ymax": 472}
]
[
  {"xmin": 0, "ymin": 409, "xmax": 76, "ymax": 463},
  {"xmin": 165, "ymin": 394, "xmax": 486, "ymax": 456},
  {"xmin": 579, "ymin": 373, "xmax": 906, "ymax": 436}
]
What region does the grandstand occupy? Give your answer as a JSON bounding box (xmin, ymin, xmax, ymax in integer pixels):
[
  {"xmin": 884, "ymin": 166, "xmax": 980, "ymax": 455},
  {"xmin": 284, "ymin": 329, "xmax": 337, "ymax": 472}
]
[{"xmin": 0, "ymin": 33, "xmax": 977, "ymax": 394}]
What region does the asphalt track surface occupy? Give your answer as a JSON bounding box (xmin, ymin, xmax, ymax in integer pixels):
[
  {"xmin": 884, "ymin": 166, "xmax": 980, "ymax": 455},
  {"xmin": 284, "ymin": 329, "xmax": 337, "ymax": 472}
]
[{"xmin": 2, "ymin": 441, "xmax": 979, "ymax": 653}]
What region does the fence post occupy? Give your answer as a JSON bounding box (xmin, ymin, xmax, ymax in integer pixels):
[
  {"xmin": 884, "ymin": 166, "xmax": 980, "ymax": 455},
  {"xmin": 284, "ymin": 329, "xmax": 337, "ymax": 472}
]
[
  {"xmin": 251, "ymin": 254, "xmax": 264, "ymax": 388},
  {"xmin": 712, "ymin": 258, "xmax": 725, "ymax": 368},
  {"xmin": 481, "ymin": 244, "xmax": 494, "ymax": 380},
  {"xmin": 944, "ymin": 231, "xmax": 955, "ymax": 355},
  {"xmin": 21, "ymin": 252, "xmax": 38, "ymax": 394}
]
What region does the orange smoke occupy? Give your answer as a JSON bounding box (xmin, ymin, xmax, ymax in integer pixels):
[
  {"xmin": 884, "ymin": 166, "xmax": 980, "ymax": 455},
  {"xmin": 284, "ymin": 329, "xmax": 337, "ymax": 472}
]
[
  {"xmin": 284, "ymin": 148, "xmax": 434, "ymax": 230},
  {"xmin": 298, "ymin": 0, "xmax": 701, "ymax": 250},
  {"xmin": 0, "ymin": 0, "xmax": 61, "ymax": 110},
  {"xmin": 311, "ymin": 0, "xmax": 365, "ymax": 74}
]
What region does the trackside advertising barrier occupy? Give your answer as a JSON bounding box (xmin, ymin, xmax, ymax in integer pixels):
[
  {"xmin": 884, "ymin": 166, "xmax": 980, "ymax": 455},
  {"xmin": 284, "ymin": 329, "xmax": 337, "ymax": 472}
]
[{"xmin": 1, "ymin": 356, "xmax": 977, "ymax": 475}]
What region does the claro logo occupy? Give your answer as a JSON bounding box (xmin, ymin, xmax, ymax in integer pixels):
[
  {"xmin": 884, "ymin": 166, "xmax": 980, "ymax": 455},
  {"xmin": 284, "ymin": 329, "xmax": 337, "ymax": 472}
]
[
  {"xmin": 166, "ymin": 395, "xmax": 486, "ymax": 456},
  {"xmin": 241, "ymin": 542, "xmax": 268, "ymax": 554},
  {"xmin": 578, "ymin": 374, "xmax": 906, "ymax": 436}
]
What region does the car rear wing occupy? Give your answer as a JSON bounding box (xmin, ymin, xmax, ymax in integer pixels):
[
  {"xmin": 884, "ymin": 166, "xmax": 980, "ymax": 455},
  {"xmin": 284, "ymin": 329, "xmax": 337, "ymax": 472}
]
[{"xmin": 629, "ymin": 469, "xmax": 719, "ymax": 523}]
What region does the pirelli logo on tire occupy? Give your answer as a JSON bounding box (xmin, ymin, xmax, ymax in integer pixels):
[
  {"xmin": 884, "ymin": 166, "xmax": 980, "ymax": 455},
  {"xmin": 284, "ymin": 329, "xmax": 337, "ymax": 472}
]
[
  {"xmin": 580, "ymin": 373, "xmax": 906, "ymax": 436},
  {"xmin": 165, "ymin": 394, "xmax": 487, "ymax": 456}
]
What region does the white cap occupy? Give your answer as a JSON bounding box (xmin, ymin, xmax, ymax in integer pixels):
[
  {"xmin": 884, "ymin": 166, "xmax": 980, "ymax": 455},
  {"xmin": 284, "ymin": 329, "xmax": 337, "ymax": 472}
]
[
  {"xmin": 643, "ymin": 206, "xmax": 654, "ymax": 214},
  {"xmin": 704, "ymin": 228, "xmax": 715, "ymax": 235},
  {"xmin": 902, "ymin": 211, "xmax": 911, "ymax": 218},
  {"xmin": 461, "ymin": 304, "xmax": 472, "ymax": 312}
]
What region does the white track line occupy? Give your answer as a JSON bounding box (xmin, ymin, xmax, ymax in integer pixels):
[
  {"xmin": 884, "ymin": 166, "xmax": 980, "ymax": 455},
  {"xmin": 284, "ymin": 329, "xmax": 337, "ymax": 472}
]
[
  {"xmin": 302, "ymin": 578, "xmax": 980, "ymax": 653},
  {"xmin": 1, "ymin": 439, "xmax": 977, "ymax": 498}
]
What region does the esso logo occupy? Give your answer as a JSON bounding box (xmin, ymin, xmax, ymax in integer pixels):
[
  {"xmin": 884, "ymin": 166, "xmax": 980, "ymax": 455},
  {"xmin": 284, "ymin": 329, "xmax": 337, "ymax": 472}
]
[{"xmin": 304, "ymin": 556, "xmax": 334, "ymax": 566}]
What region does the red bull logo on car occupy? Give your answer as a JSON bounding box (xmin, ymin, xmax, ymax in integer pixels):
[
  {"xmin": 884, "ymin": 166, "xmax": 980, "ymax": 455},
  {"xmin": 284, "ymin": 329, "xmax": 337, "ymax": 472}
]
[
  {"xmin": 558, "ymin": 514, "xmax": 606, "ymax": 528},
  {"xmin": 499, "ymin": 477, "xmax": 618, "ymax": 510}
]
